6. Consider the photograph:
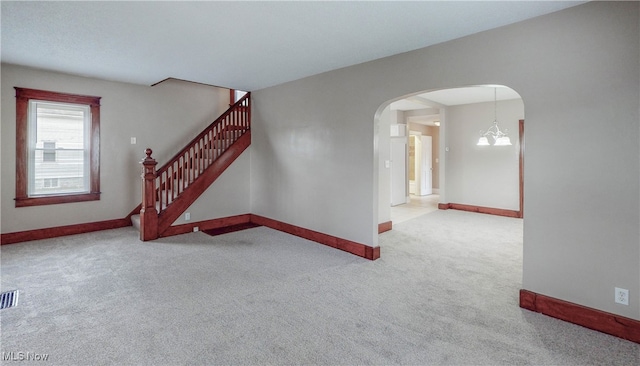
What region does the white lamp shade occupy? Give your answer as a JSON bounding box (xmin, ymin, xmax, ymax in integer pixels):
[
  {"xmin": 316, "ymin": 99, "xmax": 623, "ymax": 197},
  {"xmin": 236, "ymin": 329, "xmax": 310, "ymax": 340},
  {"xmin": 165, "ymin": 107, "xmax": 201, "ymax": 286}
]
[
  {"xmin": 494, "ymin": 136, "xmax": 512, "ymax": 146},
  {"xmin": 477, "ymin": 136, "xmax": 490, "ymax": 146}
]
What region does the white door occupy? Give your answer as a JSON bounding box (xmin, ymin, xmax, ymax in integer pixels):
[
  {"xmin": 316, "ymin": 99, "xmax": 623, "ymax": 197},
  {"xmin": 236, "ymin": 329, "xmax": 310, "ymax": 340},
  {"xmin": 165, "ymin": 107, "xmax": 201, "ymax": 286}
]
[
  {"xmin": 410, "ymin": 135, "xmax": 421, "ymax": 195},
  {"xmin": 420, "ymin": 135, "xmax": 433, "ymax": 195},
  {"xmin": 390, "ymin": 138, "xmax": 407, "ymax": 206}
]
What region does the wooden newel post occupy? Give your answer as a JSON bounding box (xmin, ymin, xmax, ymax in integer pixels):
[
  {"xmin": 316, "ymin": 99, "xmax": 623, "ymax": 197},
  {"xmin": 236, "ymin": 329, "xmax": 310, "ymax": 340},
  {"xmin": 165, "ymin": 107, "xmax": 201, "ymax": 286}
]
[{"xmin": 140, "ymin": 148, "xmax": 158, "ymax": 241}]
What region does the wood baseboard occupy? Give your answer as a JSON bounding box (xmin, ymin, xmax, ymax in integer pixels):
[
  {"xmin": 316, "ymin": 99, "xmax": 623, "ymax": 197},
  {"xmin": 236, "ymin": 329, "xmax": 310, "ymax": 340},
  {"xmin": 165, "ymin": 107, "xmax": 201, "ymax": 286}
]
[
  {"xmin": 3, "ymin": 213, "xmax": 381, "ymax": 261},
  {"xmin": 1, "ymin": 218, "xmax": 131, "ymax": 245},
  {"xmin": 438, "ymin": 203, "xmax": 521, "ymax": 218},
  {"xmin": 378, "ymin": 221, "xmax": 392, "ymax": 234},
  {"xmin": 250, "ymin": 214, "xmax": 380, "ymax": 260},
  {"xmin": 160, "ymin": 214, "xmax": 252, "ymax": 237},
  {"xmin": 520, "ymin": 289, "xmax": 640, "ymax": 344}
]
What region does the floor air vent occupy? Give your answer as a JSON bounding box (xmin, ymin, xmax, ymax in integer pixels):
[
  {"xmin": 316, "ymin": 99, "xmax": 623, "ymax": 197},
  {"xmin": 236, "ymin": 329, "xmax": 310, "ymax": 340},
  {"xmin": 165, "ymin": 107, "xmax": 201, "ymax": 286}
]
[{"xmin": 0, "ymin": 290, "xmax": 19, "ymax": 310}]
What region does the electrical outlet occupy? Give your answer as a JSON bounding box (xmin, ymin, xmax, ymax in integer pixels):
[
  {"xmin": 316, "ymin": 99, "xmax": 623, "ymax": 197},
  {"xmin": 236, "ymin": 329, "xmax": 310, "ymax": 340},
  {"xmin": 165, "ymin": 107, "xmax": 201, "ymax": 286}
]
[
  {"xmin": 193, "ymin": 226, "xmax": 199, "ymax": 232},
  {"xmin": 130, "ymin": 137, "xmax": 136, "ymax": 144},
  {"xmin": 615, "ymin": 287, "xmax": 629, "ymax": 305},
  {"xmin": 184, "ymin": 212, "xmax": 190, "ymax": 221}
]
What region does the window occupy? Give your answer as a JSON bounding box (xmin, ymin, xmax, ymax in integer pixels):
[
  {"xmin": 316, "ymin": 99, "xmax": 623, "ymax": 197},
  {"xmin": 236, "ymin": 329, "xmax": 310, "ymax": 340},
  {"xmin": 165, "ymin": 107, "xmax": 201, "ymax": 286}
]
[
  {"xmin": 43, "ymin": 178, "xmax": 59, "ymax": 188},
  {"xmin": 29, "ymin": 101, "xmax": 89, "ymax": 196},
  {"xmin": 42, "ymin": 141, "xmax": 56, "ymax": 162},
  {"xmin": 230, "ymin": 89, "xmax": 248, "ymax": 105},
  {"xmin": 15, "ymin": 87, "xmax": 101, "ymax": 207}
]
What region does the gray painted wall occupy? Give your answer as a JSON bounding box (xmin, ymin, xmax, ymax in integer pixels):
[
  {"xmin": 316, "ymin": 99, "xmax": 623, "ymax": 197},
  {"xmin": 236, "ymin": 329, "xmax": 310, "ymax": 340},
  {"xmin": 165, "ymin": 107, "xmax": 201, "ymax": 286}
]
[
  {"xmin": 251, "ymin": 2, "xmax": 639, "ymax": 319},
  {"xmin": 172, "ymin": 149, "xmax": 251, "ymax": 226},
  {"xmin": 446, "ymin": 98, "xmax": 523, "ymax": 210},
  {"xmin": 1, "ymin": 64, "xmax": 250, "ymax": 231}
]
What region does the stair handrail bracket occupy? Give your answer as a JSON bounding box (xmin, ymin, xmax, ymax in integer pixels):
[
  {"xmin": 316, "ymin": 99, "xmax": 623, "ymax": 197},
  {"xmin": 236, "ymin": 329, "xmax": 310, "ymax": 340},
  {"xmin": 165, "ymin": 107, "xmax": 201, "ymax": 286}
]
[{"xmin": 138, "ymin": 92, "xmax": 250, "ymax": 240}]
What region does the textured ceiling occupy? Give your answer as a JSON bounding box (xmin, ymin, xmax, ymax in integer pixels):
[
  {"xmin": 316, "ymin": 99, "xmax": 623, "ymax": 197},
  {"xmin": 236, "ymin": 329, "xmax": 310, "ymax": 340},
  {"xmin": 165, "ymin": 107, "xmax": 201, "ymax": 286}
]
[{"xmin": 1, "ymin": 1, "xmax": 583, "ymax": 91}]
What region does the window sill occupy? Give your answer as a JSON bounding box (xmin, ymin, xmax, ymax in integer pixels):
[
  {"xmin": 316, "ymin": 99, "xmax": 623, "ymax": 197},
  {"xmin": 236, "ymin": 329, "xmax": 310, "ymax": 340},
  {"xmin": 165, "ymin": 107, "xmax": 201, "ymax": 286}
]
[{"xmin": 15, "ymin": 192, "xmax": 100, "ymax": 207}]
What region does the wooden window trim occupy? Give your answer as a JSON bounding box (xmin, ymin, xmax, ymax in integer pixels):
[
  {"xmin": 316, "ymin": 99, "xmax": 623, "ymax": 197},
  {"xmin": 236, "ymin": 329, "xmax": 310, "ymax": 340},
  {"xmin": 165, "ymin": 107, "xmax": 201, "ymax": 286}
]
[{"xmin": 14, "ymin": 87, "xmax": 101, "ymax": 207}]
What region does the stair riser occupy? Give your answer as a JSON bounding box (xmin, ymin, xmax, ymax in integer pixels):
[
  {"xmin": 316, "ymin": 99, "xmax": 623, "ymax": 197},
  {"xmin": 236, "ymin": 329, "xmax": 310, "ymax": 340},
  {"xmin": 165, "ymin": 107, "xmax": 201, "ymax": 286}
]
[{"xmin": 131, "ymin": 214, "xmax": 141, "ymax": 230}]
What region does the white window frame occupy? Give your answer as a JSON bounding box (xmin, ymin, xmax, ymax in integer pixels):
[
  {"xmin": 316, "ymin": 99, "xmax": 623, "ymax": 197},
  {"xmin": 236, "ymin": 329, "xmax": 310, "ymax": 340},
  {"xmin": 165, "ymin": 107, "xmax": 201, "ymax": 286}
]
[{"xmin": 27, "ymin": 100, "xmax": 91, "ymax": 197}]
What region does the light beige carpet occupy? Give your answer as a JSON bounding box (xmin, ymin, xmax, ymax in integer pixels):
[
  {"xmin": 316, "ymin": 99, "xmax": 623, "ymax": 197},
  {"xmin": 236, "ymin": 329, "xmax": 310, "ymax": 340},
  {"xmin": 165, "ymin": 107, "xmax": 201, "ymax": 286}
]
[{"xmin": 1, "ymin": 210, "xmax": 638, "ymax": 365}]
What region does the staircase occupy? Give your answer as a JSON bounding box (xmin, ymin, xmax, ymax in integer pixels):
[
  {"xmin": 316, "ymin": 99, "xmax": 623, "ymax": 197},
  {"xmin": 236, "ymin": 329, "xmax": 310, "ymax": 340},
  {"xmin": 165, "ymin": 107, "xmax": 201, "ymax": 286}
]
[{"xmin": 132, "ymin": 93, "xmax": 251, "ymax": 240}]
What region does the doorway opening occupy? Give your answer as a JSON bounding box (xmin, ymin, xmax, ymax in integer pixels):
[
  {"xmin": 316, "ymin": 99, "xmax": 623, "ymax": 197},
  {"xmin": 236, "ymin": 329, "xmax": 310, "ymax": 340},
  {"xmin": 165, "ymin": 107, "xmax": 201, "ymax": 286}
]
[{"xmin": 377, "ymin": 85, "xmax": 524, "ymax": 229}]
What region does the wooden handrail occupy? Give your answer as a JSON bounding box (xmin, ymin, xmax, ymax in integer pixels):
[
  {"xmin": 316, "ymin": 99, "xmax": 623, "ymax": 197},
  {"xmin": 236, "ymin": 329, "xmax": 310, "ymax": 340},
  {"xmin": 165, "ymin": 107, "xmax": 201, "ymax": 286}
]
[
  {"xmin": 139, "ymin": 92, "xmax": 250, "ymax": 240},
  {"xmin": 156, "ymin": 93, "xmax": 250, "ymax": 176}
]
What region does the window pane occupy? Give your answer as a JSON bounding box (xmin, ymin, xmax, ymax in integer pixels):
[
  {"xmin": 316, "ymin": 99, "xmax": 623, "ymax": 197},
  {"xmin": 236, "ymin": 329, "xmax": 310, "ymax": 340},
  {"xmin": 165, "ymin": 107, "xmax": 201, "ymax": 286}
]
[
  {"xmin": 31, "ymin": 102, "xmax": 89, "ymax": 196},
  {"xmin": 234, "ymin": 90, "xmax": 247, "ymax": 103},
  {"xmin": 36, "ymin": 105, "xmax": 84, "ymax": 149},
  {"xmin": 42, "ymin": 141, "xmax": 56, "ymax": 162}
]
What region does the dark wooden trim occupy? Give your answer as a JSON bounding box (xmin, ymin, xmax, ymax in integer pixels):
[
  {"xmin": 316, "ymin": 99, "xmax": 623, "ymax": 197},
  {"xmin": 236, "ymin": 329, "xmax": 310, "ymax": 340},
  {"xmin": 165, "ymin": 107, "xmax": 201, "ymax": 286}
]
[
  {"xmin": 250, "ymin": 214, "xmax": 380, "ymax": 260},
  {"xmin": 161, "ymin": 214, "xmax": 252, "ymax": 237},
  {"xmin": 365, "ymin": 246, "xmax": 381, "ymax": 260},
  {"xmin": 3, "ymin": 211, "xmax": 381, "ymax": 261},
  {"xmin": 439, "ymin": 203, "xmax": 520, "ymax": 218},
  {"xmin": 1, "ymin": 218, "xmax": 131, "ymax": 245},
  {"xmin": 14, "ymin": 87, "xmax": 101, "ymax": 105},
  {"xmin": 378, "ymin": 221, "xmax": 392, "ymax": 234},
  {"xmin": 140, "ymin": 149, "xmax": 158, "ymax": 241},
  {"xmin": 15, "ymin": 92, "xmax": 28, "ymax": 204},
  {"xmin": 519, "ymin": 119, "xmax": 524, "ymax": 219},
  {"xmin": 520, "ymin": 289, "xmax": 640, "ymax": 344},
  {"xmin": 14, "ymin": 87, "xmax": 101, "ymax": 207},
  {"xmin": 90, "ymin": 102, "xmax": 101, "ymax": 196},
  {"xmin": 157, "ymin": 131, "xmax": 251, "ymax": 234}
]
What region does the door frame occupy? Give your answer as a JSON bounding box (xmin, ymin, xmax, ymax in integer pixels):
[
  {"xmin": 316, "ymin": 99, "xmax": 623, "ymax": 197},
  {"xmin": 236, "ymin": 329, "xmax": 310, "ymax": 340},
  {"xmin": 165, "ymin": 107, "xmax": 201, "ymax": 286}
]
[{"xmin": 518, "ymin": 119, "xmax": 524, "ymax": 218}]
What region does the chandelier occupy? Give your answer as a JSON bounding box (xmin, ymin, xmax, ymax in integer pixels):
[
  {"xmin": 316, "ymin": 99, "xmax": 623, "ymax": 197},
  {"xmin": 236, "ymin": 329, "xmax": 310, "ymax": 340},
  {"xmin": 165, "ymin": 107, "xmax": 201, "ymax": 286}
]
[{"xmin": 477, "ymin": 88, "xmax": 512, "ymax": 146}]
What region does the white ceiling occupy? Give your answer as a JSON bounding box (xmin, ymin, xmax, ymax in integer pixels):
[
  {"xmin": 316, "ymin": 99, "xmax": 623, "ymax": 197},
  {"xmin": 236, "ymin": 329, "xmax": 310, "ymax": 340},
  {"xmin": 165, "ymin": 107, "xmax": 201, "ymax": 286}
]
[
  {"xmin": 1, "ymin": 1, "xmax": 583, "ymax": 91},
  {"xmin": 390, "ymin": 85, "xmax": 522, "ymax": 111}
]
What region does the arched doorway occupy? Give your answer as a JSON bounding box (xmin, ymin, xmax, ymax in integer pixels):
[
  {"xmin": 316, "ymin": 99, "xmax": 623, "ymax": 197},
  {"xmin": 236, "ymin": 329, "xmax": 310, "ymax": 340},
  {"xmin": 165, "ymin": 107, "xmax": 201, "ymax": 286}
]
[{"xmin": 376, "ymin": 85, "xmax": 524, "ymax": 231}]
